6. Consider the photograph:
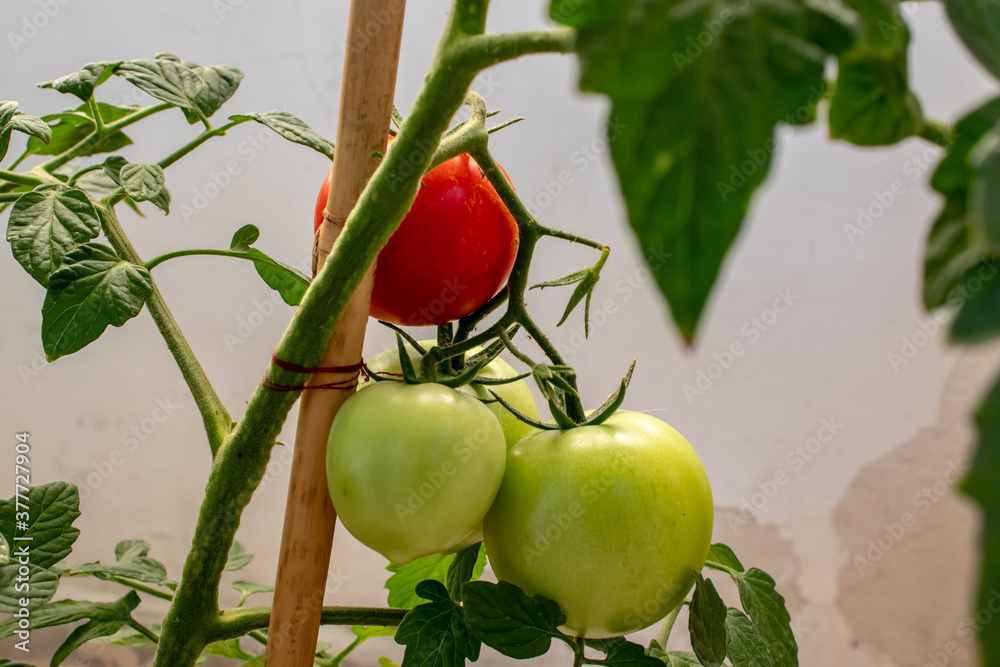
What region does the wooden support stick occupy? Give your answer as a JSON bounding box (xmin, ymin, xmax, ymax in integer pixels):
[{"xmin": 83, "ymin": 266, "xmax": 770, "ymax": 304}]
[{"xmin": 265, "ymin": 2, "xmax": 406, "ymax": 665}]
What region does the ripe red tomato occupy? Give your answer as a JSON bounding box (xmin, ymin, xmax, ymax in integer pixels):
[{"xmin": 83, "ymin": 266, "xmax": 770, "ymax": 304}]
[{"xmin": 315, "ymin": 139, "xmax": 519, "ymax": 326}]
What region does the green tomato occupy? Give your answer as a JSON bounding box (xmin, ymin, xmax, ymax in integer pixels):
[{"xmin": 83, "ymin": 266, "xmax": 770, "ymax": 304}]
[
  {"xmin": 363, "ymin": 340, "xmax": 539, "ymax": 448},
  {"xmin": 482, "ymin": 411, "xmax": 714, "ymax": 638},
  {"xmin": 327, "ymin": 381, "xmax": 507, "ymax": 564}
]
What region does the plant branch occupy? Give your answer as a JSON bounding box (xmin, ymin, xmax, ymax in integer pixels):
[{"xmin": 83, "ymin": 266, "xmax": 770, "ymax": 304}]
[
  {"xmin": 88, "ymin": 97, "xmax": 106, "ymax": 137},
  {"xmin": 655, "ymin": 604, "xmax": 682, "ymax": 648},
  {"xmin": 0, "ymin": 192, "xmax": 23, "ymax": 202},
  {"xmin": 130, "ymin": 619, "xmax": 161, "ymax": 644},
  {"xmin": 0, "ymin": 169, "xmax": 43, "ymax": 187},
  {"xmin": 39, "ymin": 102, "xmax": 174, "ymax": 172},
  {"xmin": 451, "ymin": 28, "xmax": 576, "ymax": 70},
  {"xmin": 99, "ymin": 205, "xmax": 232, "ymax": 455},
  {"xmin": 109, "ymin": 576, "xmax": 175, "ymax": 602},
  {"xmin": 207, "ymin": 606, "xmax": 408, "ymax": 643},
  {"xmin": 920, "ymin": 119, "xmax": 954, "ymax": 148}
]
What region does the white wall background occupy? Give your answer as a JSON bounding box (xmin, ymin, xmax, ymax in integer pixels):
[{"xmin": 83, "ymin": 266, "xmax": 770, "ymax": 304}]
[{"xmin": 2, "ymin": 2, "xmax": 999, "ymax": 666}]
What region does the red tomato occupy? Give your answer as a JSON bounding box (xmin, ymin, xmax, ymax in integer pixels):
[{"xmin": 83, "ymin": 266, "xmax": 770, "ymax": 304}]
[{"xmin": 315, "ymin": 139, "xmax": 519, "ymax": 326}]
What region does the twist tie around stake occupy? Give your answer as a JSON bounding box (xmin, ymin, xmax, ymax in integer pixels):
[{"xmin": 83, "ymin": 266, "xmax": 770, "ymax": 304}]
[{"xmin": 262, "ymin": 352, "xmax": 365, "ymax": 392}]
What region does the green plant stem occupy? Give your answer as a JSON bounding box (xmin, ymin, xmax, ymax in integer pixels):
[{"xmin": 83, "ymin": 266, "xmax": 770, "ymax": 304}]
[
  {"xmin": 149, "ymin": 4, "xmax": 577, "ymax": 663},
  {"xmin": 99, "ymin": 205, "xmax": 232, "ymax": 454},
  {"xmin": 143, "ymin": 247, "xmax": 308, "ymax": 289},
  {"xmin": 130, "ymin": 620, "xmax": 161, "ymax": 643},
  {"xmin": 206, "ymin": 606, "xmax": 408, "ymax": 643},
  {"xmin": 920, "ymin": 119, "xmax": 954, "ymax": 148},
  {"xmin": 67, "ymin": 163, "xmax": 105, "ymax": 186},
  {"xmin": 0, "ymin": 192, "xmax": 22, "ymax": 202},
  {"xmin": 573, "ymin": 636, "xmax": 586, "ymax": 667},
  {"xmin": 88, "ymin": 97, "xmax": 106, "ymax": 137},
  {"xmin": 327, "ymin": 636, "xmax": 363, "ymax": 666},
  {"xmin": 159, "ymin": 119, "xmax": 245, "ymax": 170},
  {"xmin": 40, "ymin": 102, "xmax": 174, "ymax": 172},
  {"xmin": 108, "ymin": 576, "xmax": 175, "ymax": 602},
  {"xmin": 0, "ymin": 169, "xmax": 43, "ymax": 187},
  {"xmin": 655, "ymin": 605, "xmax": 682, "ymax": 648}
]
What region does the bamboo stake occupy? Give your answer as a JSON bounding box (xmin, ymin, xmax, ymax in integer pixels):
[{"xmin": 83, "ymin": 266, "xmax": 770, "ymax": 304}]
[{"xmin": 265, "ymin": 2, "xmax": 406, "ymax": 664}]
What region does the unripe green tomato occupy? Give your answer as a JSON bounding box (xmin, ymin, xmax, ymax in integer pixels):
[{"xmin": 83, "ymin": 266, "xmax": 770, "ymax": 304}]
[
  {"xmin": 362, "ymin": 340, "xmax": 540, "ymax": 448},
  {"xmin": 327, "ymin": 381, "xmax": 507, "ymax": 564},
  {"xmin": 483, "ymin": 411, "xmax": 714, "ymax": 638}
]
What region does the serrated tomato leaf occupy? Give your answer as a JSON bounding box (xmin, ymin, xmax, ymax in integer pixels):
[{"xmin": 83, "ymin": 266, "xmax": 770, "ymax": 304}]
[
  {"xmin": 446, "ymin": 542, "xmax": 486, "ymax": 600},
  {"xmin": 119, "ymin": 163, "xmax": 165, "ymax": 202},
  {"xmin": 38, "ymin": 61, "xmax": 122, "ymax": 102},
  {"xmin": 0, "ymin": 590, "xmax": 140, "ymax": 641},
  {"xmin": 0, "ymin": 481, "xmax": 81, "ymax": 570},
  {"xmin": 386, "ymin": 554, "xmax": 457, "ymax": 609},
  {"xmin": 6, "ymin": 185, "xmax": 101, "ymax": 286},
  {"xmin": 0, "ymin": 564, "xmax": 58, "ymax": 613},
  {"xmin": 230, "ymin": 111, "xmax": 335, "ymax": 160},
  {"xmin": 945, "ymin": 0, "xmax": 1000, "ymax": 80},
  {"xmin": 706, "ymin": 543, "xmax": 745, "ymax": 573},
  {"xmin": 603, "ymin": 639, "xmax": 662, "ymax": 667},
  {"xmin": 71, "ymin": 539, "xmax": 170, "ymax": 586},
  {"xmin": 461, "ymin": 580, "xmax": 565, "ymax": 659},
  {"xmin": 689, "ymin": 573, "xmax": 728, "ymax": 667},
  {"xmin": 225, "ymin": 541, "xmax": 254, "ymax": 571},
  {"xmin": 732, "ymin": 569, "xmax": 797, "ymax": 667},
  {"xmin": 25, "ymin": 103, "xmax": 135, "ymax": 158},
  {"xmin": 395, "ymin": 580, "xmax": 480, "ymax": 667},
  {"xmin": 41, "ymin": 243, "xmax": 153, "ymax": 361},
  {"xmin": 725, "ymin": 608, "xmax": 773, "ymax": 667},
  {"xmin": 552, "ymin": 0, "xmax": 853, "ymax": 341}
]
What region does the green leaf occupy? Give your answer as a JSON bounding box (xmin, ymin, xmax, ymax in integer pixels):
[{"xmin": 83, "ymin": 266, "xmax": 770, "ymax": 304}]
[
  {"xmin": 0, "ymin": 659, "xmax": 39, "ymax": 667},
  {"xmin": 828, "ymin": 0, "xmax": 922, "ymax": 145},
  {"xmin": 225, "ymin": 541, "xmax": 254, "ymax": 571},
  {"xmin": 951, "ymin": 267, "xmax": 1000, "ymax": 343},
  {"xmin": 71, "ymin": 539, "xmax": 170, "ymax": 586},
  {"xmin": 732, "ymin": 569, "xmax": 797, "ymax": 667},
  {"xmin": 945, "ymin": 0, "xmax": 1000, "ymax": 80},
  {"xmin": 379, "ymin": 657, "xmax": 401, "ymax": 667},
  {"xmin": 654, "ymin": 650, "xmax": 703, "ymax": 667},
  {"xmin": 25, "ymin": 103, "xmax": 135, "ymax": 158},
  {"xmin": 178, "ymin": 60, "xmax": 244, "ymax": 123},
  {"xmin": 246, "ymin": 248, "xmax": 309, "ymax": 306},
  {"xmin": 923, "ymin": 98, "xmax": 1000, "ymax": 309},
  {"xmin": 705, "ymin": 543, "xmax": 745, "ymax": 573},
  {"xmin": 0, "ymin": 126, "xmax": 11, "ymax": 164},
  {"xmin": 103, "ymin": 156, "xmax": 169, "ymax": 214},
  {"xmin": 446, "ymin": 542, "xmax": 485, "ymax": 600},
  {"xmin": 9, "ymin": 112, "xmax": 53, "ymax": 144},
  {"xmin": 395, "ymin": 580, "xmax": 481, "ymax": 667},
  {"xmin": 39, "ymin": 61, "xmax": 122, "ymax": 102},
  {"xmin": 119, "ymin": 163, "xmax": 165, "ymax": 202},
  {"xmin": 41, "ymin": 242, "xmax": 153, "ymax": 361},
  {"xmin": 87, "ymin": 624, "xmax": 157, "ymax": 647},
  {"xmin": 50, "ymin": 592, "xmax": 141, "ymax": 667},
  {"xmin": 353, "ymin": 624, "xmax": 398, "ymax": 641},
  {"xmin": 204, "ymin": 638, "xmax": 253, "ymax": 660},
  {"xmin": 689, "ymin": 573, "xmax": 728, "ymax": 667},
  {"xmin": 229, "ymin": 111, "xmax": 335, "ymax": 160},
  {"xmin": 116, "ymin": 58, "xmax": 205, "ymax": 110},
  {"xmin": 461, "ymin": 580, "xmax": 564, "ymax": 659},
  {"xmin": 725, "ymin": 608, "xmax": 773, "ymax": 667},
  {"xmin": 964, "ymin": 373, "xmax": 1000, "ymax": 666},
  {"xmin": 6, "ymin": 185, "xmax": 101, "ymax": 286},
  {"xmin": 0, "ymin": 481, "xmax": 81, "ymax": 570},
  {"xmin": 0, "ymin": 590, "xmax": 140, "ymax": 641},
  {"xmin": 552, "ymin": 0, "xmax": 851, "ymax": 341},
  {"xmin": 233, "ymin": 580, "xmax": 274, "ymax": 606},
  {"xmin": 230, "ymin": 223, "xmax": 261, "ymax": 250},
  {"xmin": 603, "ymin": 640, "xmax": 663, "ymax": 667},
  {"xmin": 386, "ymin": 554, "xmax": 455, "ymax": 609},
  {"xmin": 969, "ymin": 126, "xmax": 1000, "ymax": 245},
  {"xmin": 0, "ymin": 563, "xmax": 59, "ymax": 613}
]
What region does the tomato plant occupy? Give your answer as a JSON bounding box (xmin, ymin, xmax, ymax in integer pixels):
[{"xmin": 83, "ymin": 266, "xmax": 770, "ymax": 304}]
[
  {"xmin": 2, "ymin": 1, "xmax": 999, "ymax": 667},
  {"xmin": 315, "ymin": 147, "xmax": 519, "ymax": 326}
]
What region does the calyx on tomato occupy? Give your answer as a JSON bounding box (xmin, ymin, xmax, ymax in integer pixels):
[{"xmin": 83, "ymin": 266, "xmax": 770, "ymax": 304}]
[{"xmin": 314, "ymin": 137, "xmax": 519, "ymax": 327}]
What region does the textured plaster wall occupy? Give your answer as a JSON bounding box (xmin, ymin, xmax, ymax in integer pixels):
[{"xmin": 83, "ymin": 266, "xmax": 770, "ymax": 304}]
[{"xmin": 1, "ymin": 1, "xmax": 998, "ymax": 666}]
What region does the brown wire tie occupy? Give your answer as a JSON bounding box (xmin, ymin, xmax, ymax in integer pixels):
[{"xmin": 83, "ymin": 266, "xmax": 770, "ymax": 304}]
[{"xmin": 262, "ymin": 352, "xmax": 366, "ymax": 392}]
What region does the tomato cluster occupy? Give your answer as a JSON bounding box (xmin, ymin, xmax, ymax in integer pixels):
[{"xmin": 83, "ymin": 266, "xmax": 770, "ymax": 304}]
[{"xmin": 322, "ymin": 162, "xmax": 714, "ymax": 639}]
